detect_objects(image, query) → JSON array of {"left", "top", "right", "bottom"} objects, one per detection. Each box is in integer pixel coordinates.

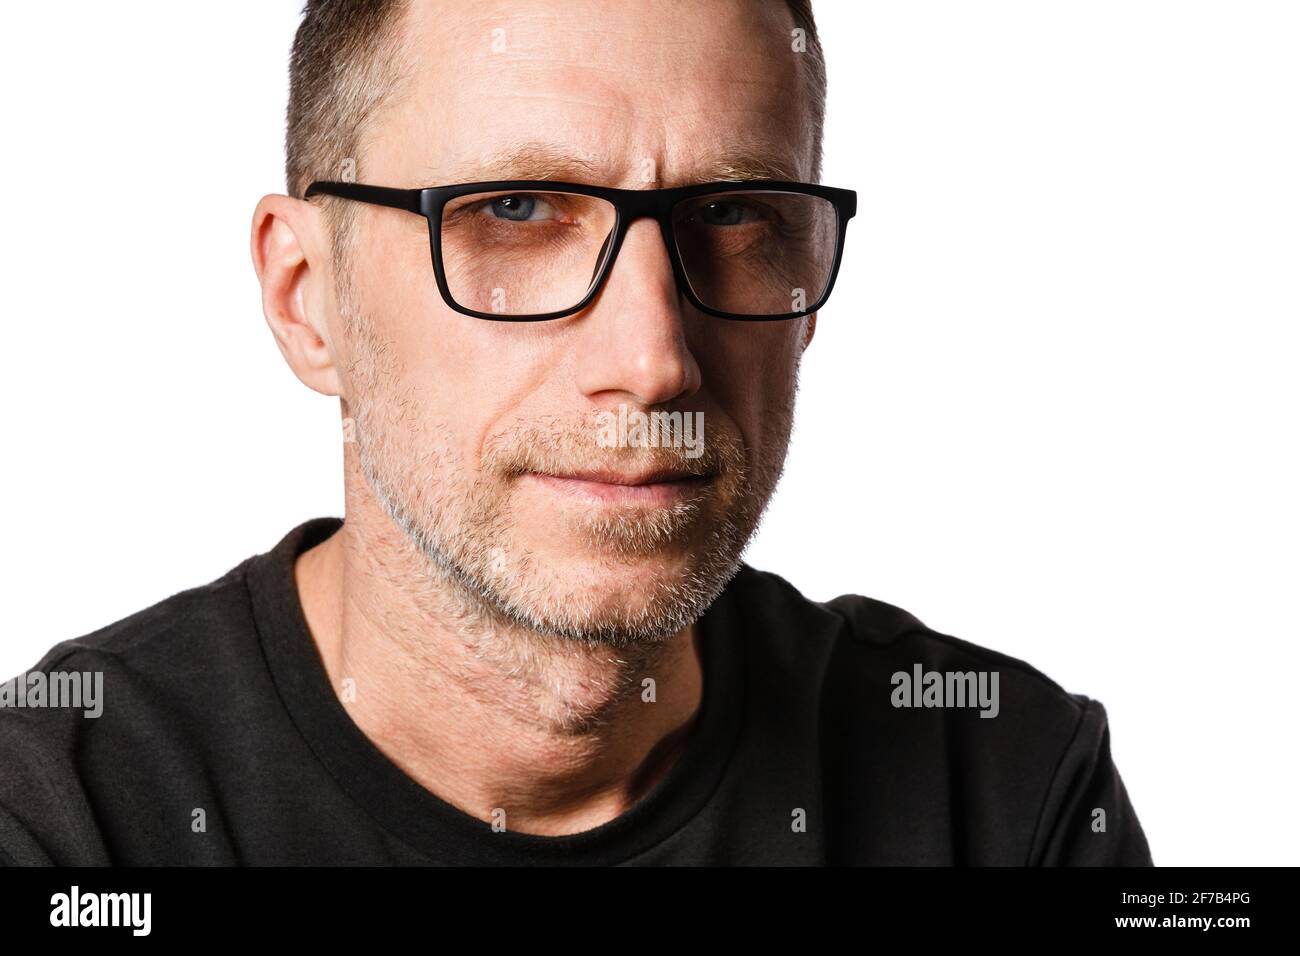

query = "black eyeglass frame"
[{"left": 304, "top": 178, "right": 857, "bottom": 322}]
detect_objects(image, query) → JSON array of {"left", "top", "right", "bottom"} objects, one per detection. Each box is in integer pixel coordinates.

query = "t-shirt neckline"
[{"left": 246, "top": 517, "right": 747, "bottom": 865}]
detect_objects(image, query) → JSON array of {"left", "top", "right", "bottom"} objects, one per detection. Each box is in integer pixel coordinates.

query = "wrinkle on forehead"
[
  {"left": 373, "top": 0, "right": 815, "bottom": 187},
  {"left": 415, "top": 141, "right": 804, "bottom": 189}
]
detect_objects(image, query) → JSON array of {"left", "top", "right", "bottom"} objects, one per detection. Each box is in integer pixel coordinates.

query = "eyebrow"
[
  {"left": 433, "top": 143, "right": 600, "bottom": 184},
  {"left": 702, "top": 152, "right": 803, "bottom": 183},
  {"left": 430, "top": 142, "right": 804, "bottom": 187}
]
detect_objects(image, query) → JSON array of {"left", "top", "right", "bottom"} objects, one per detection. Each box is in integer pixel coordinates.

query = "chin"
[
  {"left": 518, "top": 515, "right": 713, "bottom": 576},
  {"left": 482, "top": 534, "right": 726, "bottom": 645}
]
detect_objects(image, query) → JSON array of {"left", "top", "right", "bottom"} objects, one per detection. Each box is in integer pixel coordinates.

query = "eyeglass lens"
[{"left": 438, "top": 189, "right": 838, "bottom": 316}]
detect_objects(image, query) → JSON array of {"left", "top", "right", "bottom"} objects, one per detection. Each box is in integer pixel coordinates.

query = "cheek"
[
  {"left": 695, "top": 321, "right": 804, "bottom": 437},
  {"left": 356, "top": 242, "right": 565, "bottom": 464}
]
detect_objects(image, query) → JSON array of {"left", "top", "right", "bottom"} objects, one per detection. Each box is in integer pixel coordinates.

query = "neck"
[{"left": 294, "top": 486, "right": 704, "bottom": 836}]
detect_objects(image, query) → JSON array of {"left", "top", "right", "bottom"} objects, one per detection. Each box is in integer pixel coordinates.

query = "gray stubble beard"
[{"left": 337, "top": 279, "right": 800, "bottom": 662}]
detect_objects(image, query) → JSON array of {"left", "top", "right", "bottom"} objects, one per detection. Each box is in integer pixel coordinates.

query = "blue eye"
[
  {"left": 485, "top": 194, "right": 564, "bottom": 222},
  {"left": 700, "top": 201, "right": 754, "bottom": 226},
  {"left": 490, "top": 195, "right": 536, "bottom": 221}
]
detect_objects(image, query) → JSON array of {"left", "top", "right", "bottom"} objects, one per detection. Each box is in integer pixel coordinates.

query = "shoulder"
[
  {"left": 23, "top": 560, "right": 254, "bottom": 667},
  {"left": 0, "top": 560, "right": 259, "bottom": 864},
  {"left": 728, "top": 561, "right": 1090, "bottom": 726},
  {"left": 2, "top": 557, "right": 260, "bottom": 723},
  {"left": 723, "top": 564, "right": 1144, "bottom": 863}
]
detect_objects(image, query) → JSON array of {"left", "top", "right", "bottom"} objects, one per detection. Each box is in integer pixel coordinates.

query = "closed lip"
[{"left": 530, "top": 468, "right": 711, "bottom": 486}]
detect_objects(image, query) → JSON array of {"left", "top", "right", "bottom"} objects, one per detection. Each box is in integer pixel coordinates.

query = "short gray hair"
[{"left": 285, "top": 0, "right": 828, "bottom": 270}]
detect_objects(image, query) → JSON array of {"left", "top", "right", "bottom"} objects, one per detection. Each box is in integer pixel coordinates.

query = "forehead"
[{"left": 375, "top": 0, "right": 813, "bottom": 187}]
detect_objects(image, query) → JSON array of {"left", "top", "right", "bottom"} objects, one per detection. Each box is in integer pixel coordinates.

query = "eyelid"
[
  {"left": 677, "top": 195, "right": 779, "bottom": 225},
  {"left": 444, "top": 190, "right": 576, "bottom": 223}
]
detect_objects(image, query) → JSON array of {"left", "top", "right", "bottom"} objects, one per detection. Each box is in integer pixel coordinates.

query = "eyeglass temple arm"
[{"left": 303, "top": 181, "right": 423, "bottom": 215}]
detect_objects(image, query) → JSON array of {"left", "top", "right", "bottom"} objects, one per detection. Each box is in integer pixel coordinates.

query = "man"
[{"left": 0, "top": 0, "right": 1150, "bottom": 865}]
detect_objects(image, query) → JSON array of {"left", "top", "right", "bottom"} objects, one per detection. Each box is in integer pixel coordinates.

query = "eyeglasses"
[{"left": 304, "top": 178, "right": 856, "bottom": 321}]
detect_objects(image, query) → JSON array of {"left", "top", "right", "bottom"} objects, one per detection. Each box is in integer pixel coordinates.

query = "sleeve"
[
  {"left": 0, "top": 703, "right": 109, "bottom": 866},
  {"left": 0, "top": 804, "right": 56, "bottom": 866},
  {"left": 1028, "top": 696, "right": 1154, "bottom": 866}
]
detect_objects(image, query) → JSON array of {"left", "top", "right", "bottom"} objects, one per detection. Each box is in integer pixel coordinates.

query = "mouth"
[{"left": 524, "top": 468, "right": 715, "bottom": 506}]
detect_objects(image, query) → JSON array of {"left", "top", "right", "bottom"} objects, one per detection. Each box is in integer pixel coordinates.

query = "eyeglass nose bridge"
[{"left": 583, "top": 188, "right": 691, "bottom": 306}]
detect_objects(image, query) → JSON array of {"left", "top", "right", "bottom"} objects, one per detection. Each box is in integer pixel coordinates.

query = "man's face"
[{"left": 335, "top": 0, "right": 816, "bottom": 645}]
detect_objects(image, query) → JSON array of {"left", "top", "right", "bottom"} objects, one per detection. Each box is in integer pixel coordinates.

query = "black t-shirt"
[{"left": 0, "top": 518, "right": 1152, "bottom": 865}]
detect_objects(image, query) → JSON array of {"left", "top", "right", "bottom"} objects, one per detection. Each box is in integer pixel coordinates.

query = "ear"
[
  {"left": 802, "top": 312, "right": 817, "bottom": 350},
  {"left": 250, "top": 194, "right": 341, "bottom": 396}
]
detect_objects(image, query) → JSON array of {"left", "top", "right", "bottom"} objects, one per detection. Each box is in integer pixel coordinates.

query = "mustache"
[{"left": 480, "top": 411, "right": 736, "bottom": 480}]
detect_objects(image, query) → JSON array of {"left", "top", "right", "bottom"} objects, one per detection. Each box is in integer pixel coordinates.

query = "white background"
[{"left": 1, "top": 2, "right": 1296, "bottom": 866}]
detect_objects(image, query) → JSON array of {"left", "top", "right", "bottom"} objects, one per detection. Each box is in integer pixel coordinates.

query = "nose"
[{"left": 574, "top": 218, "right": 701, "bottom": 407}]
